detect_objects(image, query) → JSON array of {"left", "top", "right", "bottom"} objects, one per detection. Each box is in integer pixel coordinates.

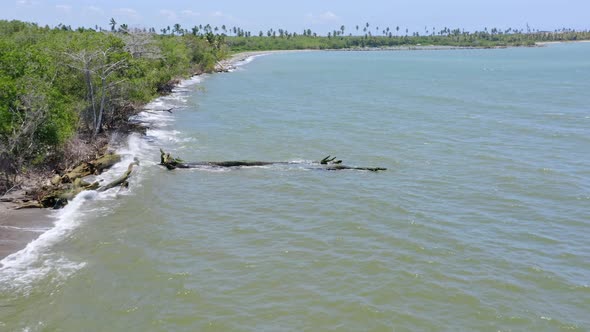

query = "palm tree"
[
  {"left": 109, "top": 18, "right": 116, "bottom": 32},
  {"left": 173, "top": 23, "right": 181, "bottom": 35},
  {"left": 340, "top": 25, "right": 345, "bottom": 36}
]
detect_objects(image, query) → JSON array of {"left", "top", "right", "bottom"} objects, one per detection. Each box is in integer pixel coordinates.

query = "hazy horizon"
[{"left": 2, "top": 0, "right": 589, "bottom": 35}]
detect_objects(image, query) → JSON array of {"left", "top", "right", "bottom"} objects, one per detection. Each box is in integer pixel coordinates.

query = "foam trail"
[
  {"left": 0, "top": 193, "right": 91, "bottom": 294},
  {"left": 0, "top": 225, "right": 49, "bottom": 233},
  {"left": 234, "top": 54, "right": 269, "bottom": 68},
  {"left": 0, "top": 74, "right": 205, "bottom": 293}
]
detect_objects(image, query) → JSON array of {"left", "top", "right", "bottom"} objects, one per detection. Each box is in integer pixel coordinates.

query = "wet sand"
[
  {"left": 216, "top": 50, "right": 314, "bottom": 71},
  {"left": 0, "top": 203, "right": 53, "bottom": 261}
]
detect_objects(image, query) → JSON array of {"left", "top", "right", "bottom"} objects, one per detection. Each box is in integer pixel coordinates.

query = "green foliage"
[
  {"left": 225, "top": 28, "right": 589, "bottom": 51},
  {"left": 0, "top": 20, "right": 222, "bottom": 189},
  {"left": 1, "top": 18, "right": 589, "bottom": 191}
]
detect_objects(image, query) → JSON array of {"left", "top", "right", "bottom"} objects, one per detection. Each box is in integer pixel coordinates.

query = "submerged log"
[
  {"left": 318, "top": 155, "right": 385, "bottom": 171},
  {"left": 320, "top": 155, "right": 342, "bottom": 164},
  {"left": 159, "top": 150, "right": 386, "bottom": 172},
  {"left": 191, "top": 161, "right": 276, "bottom": 167},
  {"left": 325, "top": 165, "right": 387, "bottom": 172},
  {"left": 160, "top": 149, "right": 185, "bottom": 170}
]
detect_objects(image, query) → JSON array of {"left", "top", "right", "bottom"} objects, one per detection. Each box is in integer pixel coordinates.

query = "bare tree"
[
  {"left": 121, "top": 30, "right": 162, "bottom": 59},
  {"left": 0, "top": 86, "right": 50, "bottom": 193},
  {"left": 64, "top": 48, "right": 127, "bottom": 137}
]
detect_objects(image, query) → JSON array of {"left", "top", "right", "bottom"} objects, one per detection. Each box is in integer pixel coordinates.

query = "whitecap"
[{"left": 0, "top": 73, "right": 209, "bottom": 293}]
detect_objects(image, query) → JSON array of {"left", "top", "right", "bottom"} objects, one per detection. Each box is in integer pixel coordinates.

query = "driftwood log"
[
  {"left": 12, "top": 154, "right": 139, "bottom": 210},
  {"left": 62, "top": 153, "right": 121, "bottom": 183},
  {"left": 159, "top": 150, "right": 386, "bottom": 172},
  {"left": 97, "top": 161, "right": 138, "bottom": 192}
]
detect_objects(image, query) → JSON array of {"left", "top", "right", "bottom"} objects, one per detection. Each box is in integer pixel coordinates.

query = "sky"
[{"left": 2, "top": 0, "right": 589, "bottom": 34}]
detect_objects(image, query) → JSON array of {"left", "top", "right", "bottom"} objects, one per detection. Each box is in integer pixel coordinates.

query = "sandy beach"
[
  {"left": 0, "top": 202, "right": 53, "bottom": 261},
  {"left": 215, "top": 50, "right": 314, "bottom": 72}
]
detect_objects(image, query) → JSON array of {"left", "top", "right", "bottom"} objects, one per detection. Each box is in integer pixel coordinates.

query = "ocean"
[{"left": 1, "top": 43, "right": 589, "bottom": 331}]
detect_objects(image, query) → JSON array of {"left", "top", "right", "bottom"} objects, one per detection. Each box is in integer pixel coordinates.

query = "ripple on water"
[{"left": 3, "top": 46, "right": 590, "bottom": 331}]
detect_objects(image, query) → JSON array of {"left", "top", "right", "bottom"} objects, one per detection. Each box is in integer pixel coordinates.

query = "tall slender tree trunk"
[
  {"left": 84, "top": 67, "right": 97, "bottom": 132},
  {"left": 94, "top": 76, "right": 107, "bottom": 137}
]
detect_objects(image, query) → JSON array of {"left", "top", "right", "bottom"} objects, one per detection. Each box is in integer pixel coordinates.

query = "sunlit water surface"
[{"left": 1, "top": 43, "right": 589, "bottom": 331}]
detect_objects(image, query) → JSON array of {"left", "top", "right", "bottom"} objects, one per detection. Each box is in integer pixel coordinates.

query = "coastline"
[
  {"left": 535, "top": 40, "right": 590, "bottom": 46},
  {"left": 215, "top": 49, "right": 313, "bottom": 72},
  {"left": 0, "top": 50, "right": 263, "bottom": 264},
  {"left": 220, "top": 39, "right": 590, "bottom": 60},
  {"left": 0, "top": 204, "right": 53, "bottom": 260},
  {"left": 2, "top": 39, "right": 587, "bottom": 262}
]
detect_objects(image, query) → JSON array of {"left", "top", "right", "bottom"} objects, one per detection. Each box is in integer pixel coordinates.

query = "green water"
[{"left": 1, "top": 43, "right": 589, "bottom": 331}]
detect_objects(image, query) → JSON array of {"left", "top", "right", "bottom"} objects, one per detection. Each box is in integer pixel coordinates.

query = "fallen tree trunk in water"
[
  {"left": 37, "top": 159, "right": 138, "bottom": 209},
  {"left": 324, "top": 165, "right": 387, "bottom": 172},
  {"left": 159, "top": 150, "right": 386, "bottom": 172},
  {"left": 97, "top": 161, "right": 138, "bottom": 192}
]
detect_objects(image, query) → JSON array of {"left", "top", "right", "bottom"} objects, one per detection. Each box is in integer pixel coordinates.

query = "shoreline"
[
  {"left": 2, "top": 39, "right": 588, "bottom": 262},
  {"left": 535, "top": 40, "right": 590, "bottom": 45},
  {"left": 220, "top": 39, "right": 590, "bottom": 61},
  {"left": 0, "top": 201, "right": 54, "bottom": 261},
  {"left": 215, "top": 50, "right": 313, "bottom": 72},
  {"left": 0, "top": 53, "right": 246, "bottom": 263}
]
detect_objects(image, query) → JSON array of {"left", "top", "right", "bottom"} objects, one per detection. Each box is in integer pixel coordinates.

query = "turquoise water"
[{"left": 1, "top": 43, "right": 589, "bottom": 331}]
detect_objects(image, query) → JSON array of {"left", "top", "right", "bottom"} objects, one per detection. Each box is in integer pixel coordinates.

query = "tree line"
[
  {"left": 0, "top": 20, "right": 226, "bottom": 193},
  {"left": 1, "top": 18, "right": 589, "bottom": 194}
]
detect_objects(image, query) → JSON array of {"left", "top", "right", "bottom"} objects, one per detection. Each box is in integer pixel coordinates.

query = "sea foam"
[{"left": 0, "top": 73, "right": 206, "bottom": 293}]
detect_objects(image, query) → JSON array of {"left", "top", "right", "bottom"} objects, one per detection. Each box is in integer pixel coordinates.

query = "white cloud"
[
  {"left": 16, "top": 0, "right": 38, "bottom": 6},
  {"left": 55, "top": 4, "right": 72, "bottom": 13},
  {"left": 85, "top": 6, "right": 104, "bottom": 15},
  {"left": 113, "top": 8, "right": 141, "bottom": 21},
  {"left": 208, "top": 11, "right": 235, "bottom": 21},
  {"left": 320, "top": 11, "right": 338, "bottom": 21},
  {"left": 305, "top": 11, "right": 340, "bottom": 24},
  {"left": 159, "top": 9, "right": 177, "bottom": 21},
  {"left": 181, "top": 10, "right": 200, "bottom": 18}
]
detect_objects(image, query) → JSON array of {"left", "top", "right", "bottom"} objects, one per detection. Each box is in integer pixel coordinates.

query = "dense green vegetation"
[
  {"left": 225, "top": 30, "right": 585, "bottom": 51},
  {"left": 1, "top": 18, "right": 589, "bottom": 194},
  {"left": 0, "top": 20, "right": 226, "bottom": 192},
  {"left": 168, "top": 23, "right": 590, "bottom": 51}
]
